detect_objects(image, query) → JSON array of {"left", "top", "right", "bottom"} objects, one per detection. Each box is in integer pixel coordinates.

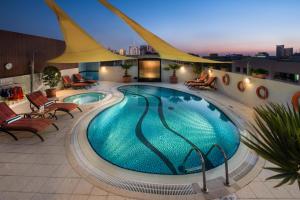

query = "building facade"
[
  {"left": 119, "top": 48, "right": 126, "bottom": 56},
  {"left": 128, "top": 45, "right": 140, "bottom": 56},
  {"left": 232, "top": 58, "right": 300, "bottom": 84}
]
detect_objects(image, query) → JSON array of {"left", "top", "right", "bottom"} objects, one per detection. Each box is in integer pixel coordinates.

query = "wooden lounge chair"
[
  {"left": 188, "top": 77, "right": 217, "bottom": 90},
  {"left": 0, "top": 102, "right": 58, "bottom": 141},
  {"left": 73, "top": 73, "right": 97, "bottom": 84},
  {"left": 26, "top": 91, "right": 82, "bottom": 119},
  {"left": 62, "top": 75, "right": 90, "bottom": 89},
  {"left": 185, "top": 72, "right": 209, "bottom": 86}
]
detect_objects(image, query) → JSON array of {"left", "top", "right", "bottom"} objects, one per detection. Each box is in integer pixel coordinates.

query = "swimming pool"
[
  {"left": 87, "top": 85, "right": 240, "bottom": 175},
  {"left": 64, "top": 92, "right": 106, "bottom": 105}
]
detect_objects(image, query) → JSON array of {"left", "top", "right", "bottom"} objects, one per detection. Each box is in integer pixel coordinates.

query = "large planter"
[
  {"left": 252, "top": 73, "right": 268, "bottom": 79},
  {"left": 45, "top": 88, "right": 57, "bottom": 98},
  {"left": 169, "top": 76, "right": 178, "bottom": 84},
  {"left": 123, "top": 76, "right": 132, "bottom": 83}
]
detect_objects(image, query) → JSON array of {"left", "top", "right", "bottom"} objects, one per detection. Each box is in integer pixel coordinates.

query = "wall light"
[
  {"left": 244, "top": 77, "right": 251, "bottom": 84},
  {"left": 100, "top": 66, "right": 107, "bottom": 73},
  {"left": 180, "top": 65, "right": 186, "bottom": 73},
  {"left": 208, "top": 68, "right": 213, "bottom": 76}
]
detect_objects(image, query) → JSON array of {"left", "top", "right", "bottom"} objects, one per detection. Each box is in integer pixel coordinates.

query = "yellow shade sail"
[
  {"left": 45, "top": 0, "right": 130, "bottom": 63},
  {"left": 98, "top": 0, "right": 223, "bottom": 63}
]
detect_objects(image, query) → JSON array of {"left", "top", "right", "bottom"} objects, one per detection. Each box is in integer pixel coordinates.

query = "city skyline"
[{"left": 1, "top": 0, "right": 300, "bottom": 56}]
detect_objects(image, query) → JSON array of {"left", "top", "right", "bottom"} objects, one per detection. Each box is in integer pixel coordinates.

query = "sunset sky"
[{"left": 1, "top": 0, "right": 300, "bottom": 56}]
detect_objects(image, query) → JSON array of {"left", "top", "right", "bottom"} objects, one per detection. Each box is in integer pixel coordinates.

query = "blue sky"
[{"left": 1, "top": 0, "right": 299, "bottom": 55}]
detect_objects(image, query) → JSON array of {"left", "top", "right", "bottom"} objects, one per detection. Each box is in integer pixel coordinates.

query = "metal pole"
[
  {"left": 30, "top": 52, "right": 35, "bottom": 93},
  {"left": 205, "top": 144, "right": 230, "bottom": 186},
  {"left": 195, "top": 149, "right": 208, "bottom": 193}
]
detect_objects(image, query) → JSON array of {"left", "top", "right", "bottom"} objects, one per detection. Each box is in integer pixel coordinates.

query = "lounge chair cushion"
[
  {"left": 3, "top": 118, "right": 53, "bottom": 133},
  {"left": 46, "top": 102, "right": 78, "bottom": 112},
  {"left": 74, "top": 74, "right": 97, "bottom": 84},
  {"left": 0, "top": 102, "right": 18, "bottom": 123},
  {"left": 5, "top": 115, "right": 22, "bottom": 124},
  {"left": 26, "top": 91, "right": 49, "bottom": 108}
]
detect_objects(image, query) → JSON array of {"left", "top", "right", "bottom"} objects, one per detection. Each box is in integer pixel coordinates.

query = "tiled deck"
[{"left": 0, "top": 82, "right": 299, "bottom": 200}]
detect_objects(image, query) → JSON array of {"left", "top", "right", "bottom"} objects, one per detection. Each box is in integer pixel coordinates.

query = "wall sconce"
[
  {"left": 208, "top": 68, "right": 213, "bottom": 76},
  {"left": 180, "top": 65, "right": 186, "bottom": 72},
  {"left": 100, "top": 66, "right": 107, "bottom": 73},
  {"left": 4, "top": 63, "right": 13, "bottom": 70},
  {"left": 244, "top": 77, "right": 251, "bottom": 84}
]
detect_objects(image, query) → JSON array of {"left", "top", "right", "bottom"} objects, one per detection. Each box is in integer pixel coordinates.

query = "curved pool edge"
[
  {"left": 59, "top": 90, "right": 111, "bottom": 107},
  {"left": 65, "top": 83, "right": 265, "bottom": 200}
]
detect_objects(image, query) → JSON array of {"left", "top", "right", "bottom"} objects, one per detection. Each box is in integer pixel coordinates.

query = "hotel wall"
[
  {"left": 98, "top": 63, "right": 195, "bottom": 83},
  {"left": 99, "top": 65, "right": 139, "bottom": 82},
  {"left": 210, "top": 69, "right": 300, "bottom": 107},
  {"left": 98, "top": 64, "right": 299, "bottom": 108},
  {"left": 0, "top": 30, "right": 77, "bottom": 79},
  {"left": 0, "top": 68, "right": 78, "bottom": 104}
]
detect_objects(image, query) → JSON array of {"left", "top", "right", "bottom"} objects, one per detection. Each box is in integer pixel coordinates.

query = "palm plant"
[
  {"left": 164, "top": 64, "right": 181, "bottom": 77},
  {"left": 192, "top": 64, "right": 203, "bottom": 78},
  {"left": 242, "top": 103, "right": 300, "bottom": 188},
  {"left": 121, "top": 63, "right": 133, "bottom": 77}
]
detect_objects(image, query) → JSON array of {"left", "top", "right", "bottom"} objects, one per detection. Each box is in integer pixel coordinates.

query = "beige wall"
[
  {"left": 0, "top": 68, "right": 78, "bottom": 103},
  {"left": 211, "top": 69, "right": 300, "bottom": 107},
  {"left": 161, "top": 61, "right": 195, "bottom": 83},
  {"left": 99, "top": 65, "right": 138, "bottom": 82},
  {"left": 99, "top": 63, "right": 195, "bottom": 83}
]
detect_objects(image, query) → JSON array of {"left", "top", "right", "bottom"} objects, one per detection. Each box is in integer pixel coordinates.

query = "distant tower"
[
  {"left": 276, "top": 45, "right": 284, "bottom": 58},
  {"left": 129, "top": 43, "right": 140, "bottom": 56},
  {"left": 119, "top": 48, "right": 126, "bottom": 56},
  {"left": 283, "top": 48, "right": 293, "bottom": 58},
  {"left": 140, "top": 45, "right": 147, "bottom": 56}
]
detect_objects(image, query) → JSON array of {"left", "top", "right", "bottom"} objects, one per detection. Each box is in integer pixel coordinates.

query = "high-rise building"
[
  {"left": 139, "top": 45, "right": 157, "bottom": 55},
  {"left": 276, "top": 45, "right": 294, "bottom": 58},
  {"left": 276, "top": 45, "right": 284, "bottom": 58},
  {"left": 119, "top": 48, "right": 126, "bottom": 56},
  {"left": 128, "top": 45, "right": 140, "bottom": 56},
  {"left": 284, "top": 48, "right": 293, "bottom": 57},
  {"left": 140, "top": 45, "right": 148, "bottom": 56}
]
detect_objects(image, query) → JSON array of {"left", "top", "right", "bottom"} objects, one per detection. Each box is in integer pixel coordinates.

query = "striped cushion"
[
  {"left": 0, "top": 102, "right": 17, "bottom": 124},
  {"left": 4, "top": 118, "right": 53, "bottom": 133},
  {"left": 26, "top": 91, "right": 49, "bottom": 108},
  {"left": 5, "top": 115, "right": 22, "bottom": 124},
  {"left": 44, "top": 100, "right": 55, "bottom": 107}
]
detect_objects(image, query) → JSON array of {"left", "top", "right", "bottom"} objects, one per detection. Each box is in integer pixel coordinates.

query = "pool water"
[
  {"left": 64, "top": 92, "right": 106, "bottom": 105},
  {"left": 87, "top": 85, "right": 240, "bottom": 175}
]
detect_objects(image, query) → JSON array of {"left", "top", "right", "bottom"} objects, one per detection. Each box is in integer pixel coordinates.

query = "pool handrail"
[
  {"left": 180, "top": 146, "right": 208, "bottom": 193},
  {"left": 205, "top": 144, "right": 230, "bottom": 186}
]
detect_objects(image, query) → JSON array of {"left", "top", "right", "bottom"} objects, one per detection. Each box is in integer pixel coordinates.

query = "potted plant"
[
  {"left": 192, "top": 64, "right": 203, "bottom": 79},
  {"left": 242, "top": 103, "right": 300, "bottom": 188},
  {"left": 42, "top": 66, "right": 61, "bottom": 98},
  {"left": 251, "top": 68, "right": 269, "bottom": 79},
  {"left": 121, "top": 63, "right": 133, "bottom": 83},
  {"left": 164, "top": 63, "right": 181, "bottom": 84}
]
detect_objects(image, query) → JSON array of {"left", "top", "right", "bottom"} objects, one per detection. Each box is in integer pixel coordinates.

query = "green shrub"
[{"left": 42, "top": 66, "right": 61, "bottom": 88}]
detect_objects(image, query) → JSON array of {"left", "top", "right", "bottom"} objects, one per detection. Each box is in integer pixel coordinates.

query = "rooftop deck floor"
[{"left": 0, "top": 82, "right": 299, "bottom": 200}]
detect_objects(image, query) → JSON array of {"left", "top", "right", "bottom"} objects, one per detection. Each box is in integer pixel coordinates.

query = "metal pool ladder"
[{"left": 179, "top": 144, "right": 229, "bottom": 193}]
